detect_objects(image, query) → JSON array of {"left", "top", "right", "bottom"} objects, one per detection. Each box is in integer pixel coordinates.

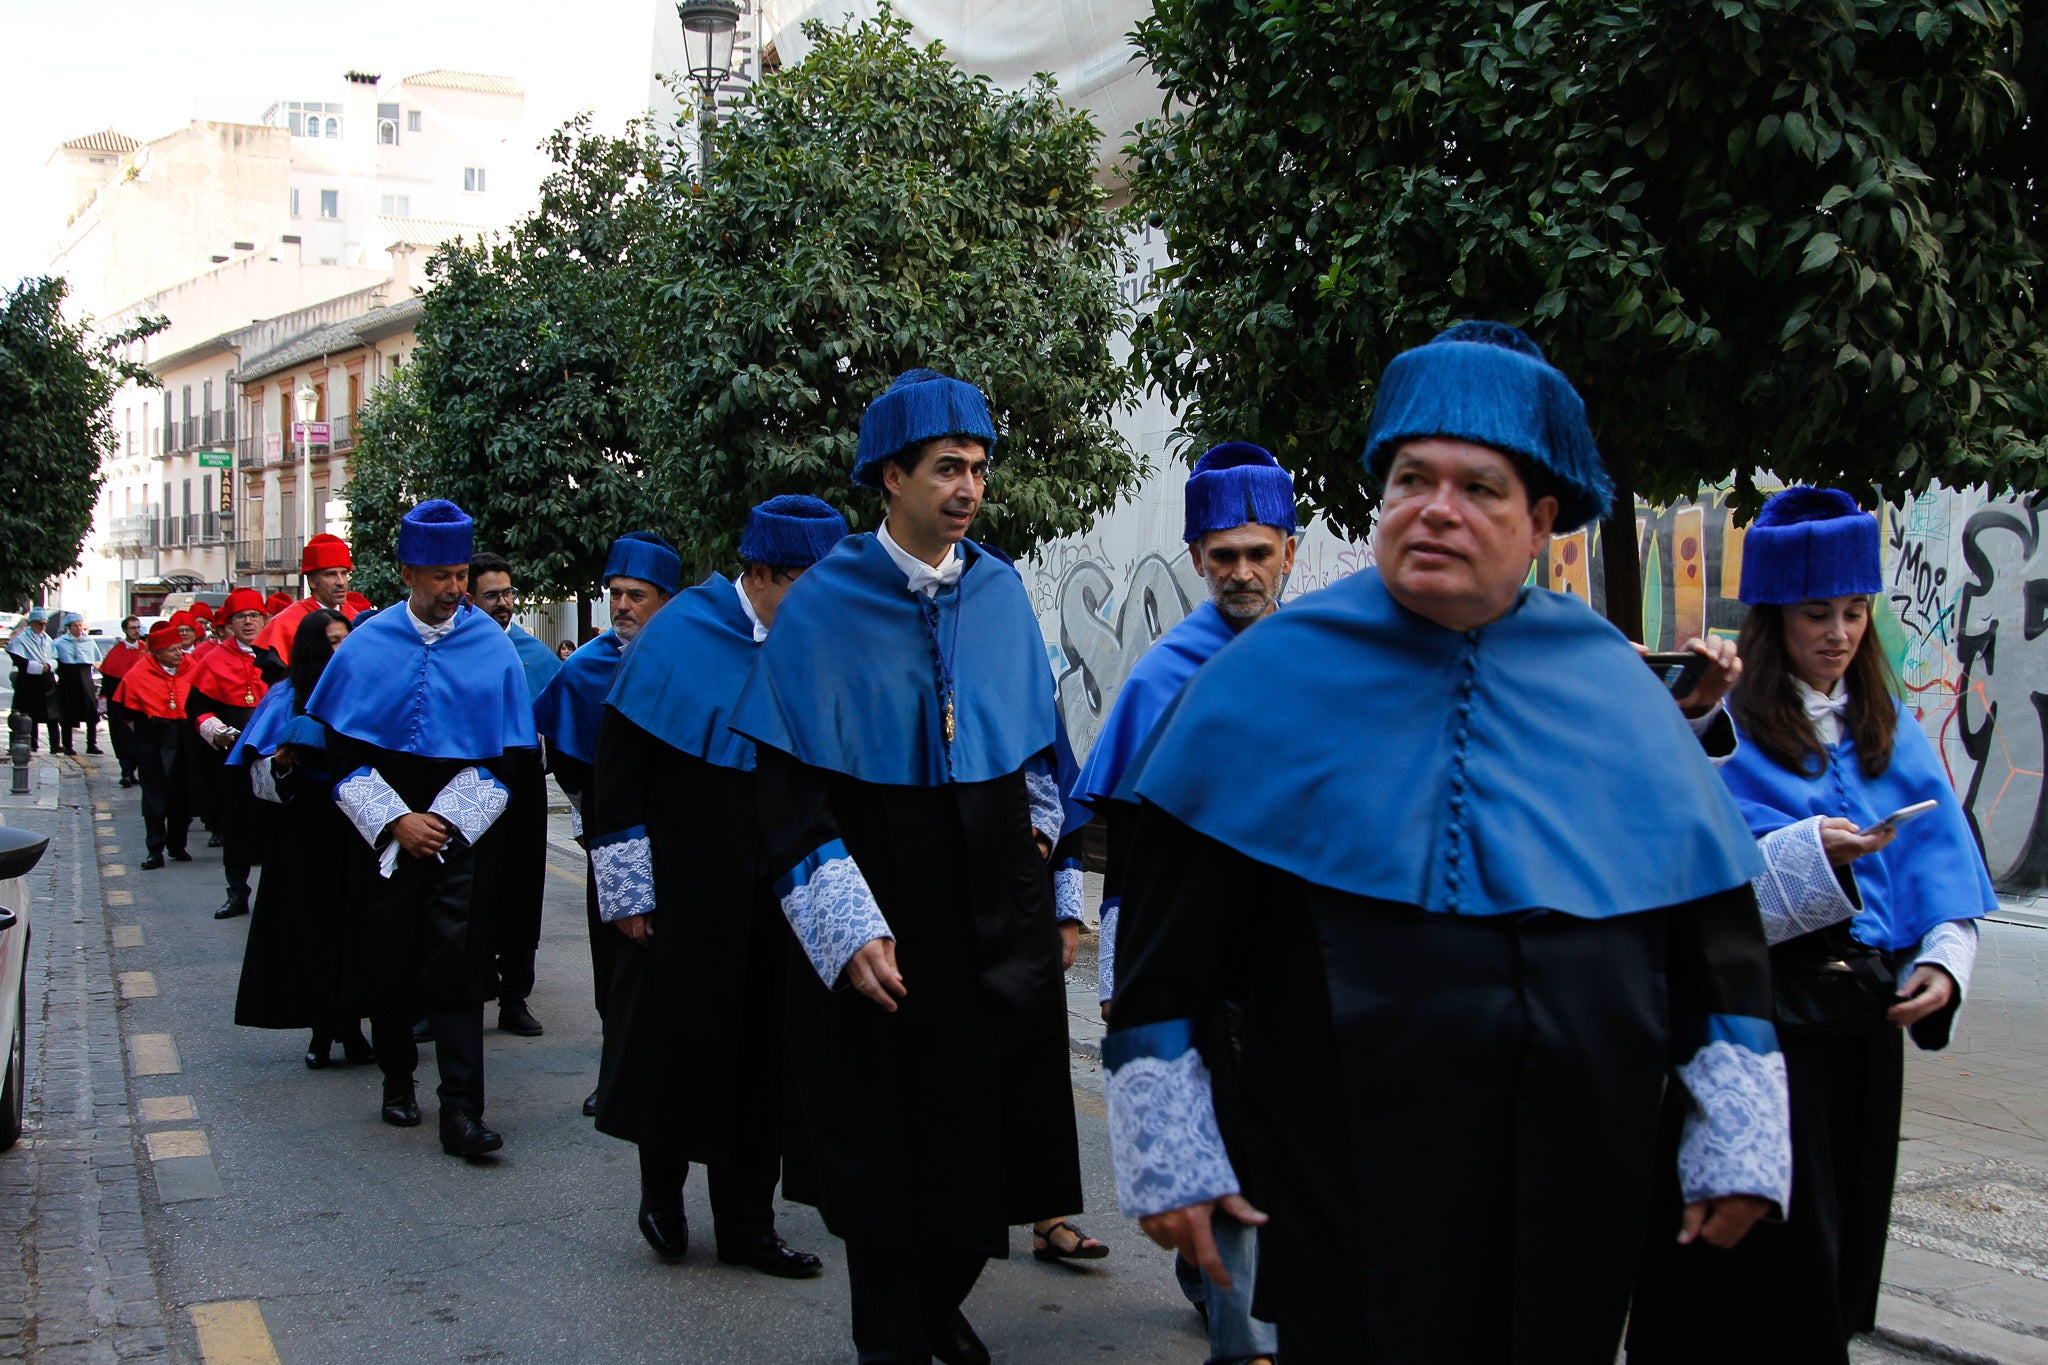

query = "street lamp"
[
  {"left": 294, "top": 381, "right": 318, "bottom": 558},
  {"left": 675, "top": 0, "right": 741, "bottom": 155}
]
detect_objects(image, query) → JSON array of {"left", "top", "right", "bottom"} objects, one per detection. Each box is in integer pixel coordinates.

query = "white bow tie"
[{"left": 1802, "top": 687, "right": 1850, "bottom": 724}]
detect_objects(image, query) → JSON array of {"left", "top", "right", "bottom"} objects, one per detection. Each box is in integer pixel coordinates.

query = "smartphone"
[
  {"left": 1867, "top": 799, "right": 1939, "bottom": 835},
  {"left": 1642, "top": 651, "right": 1712, "bottom": 697}
]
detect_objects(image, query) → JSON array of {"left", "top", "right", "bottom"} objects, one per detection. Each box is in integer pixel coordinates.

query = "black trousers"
[
  {"left": 637, "top": 1141, "right": 779, "bottom": 1246},
  {"left": 135, "top": 740, "right": 190, "bottom": 856},
  {"left": 371, "top": 1007, "right": 486, "bottom": 1114},
  {"left": 585, "top": 868, "right": 614, "bottom": 1019},
  {"left": 106, "top": 709, "right": 138, "bottom": 780},
  {"left": 844, "top": 1243, "right": 987, "bottom": 1365},
  {"left": 62, "top": 718, "right": 98, "bottom": 752}
]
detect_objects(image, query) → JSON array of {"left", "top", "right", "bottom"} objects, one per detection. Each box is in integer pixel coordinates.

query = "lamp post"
[
  {"left": 294, "top": 381, "right": 318, "bottom": 560},
  {"left": 675, "top": 0, "right": 741, "bottom": 160}
]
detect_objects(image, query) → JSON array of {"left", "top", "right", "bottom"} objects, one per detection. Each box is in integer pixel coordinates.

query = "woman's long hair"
[
  {"left": 288, "top": 609, "right": 351, "bottom": 715},
  {"left": 1731, "top": 601, "right": 1898, "bottom": 779}
]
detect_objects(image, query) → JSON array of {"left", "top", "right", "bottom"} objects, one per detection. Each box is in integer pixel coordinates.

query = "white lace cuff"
[
  {"left": 426, "top": 766, "right": 511, "bottom": 846},
  {"left": 1097, "top": 899, "right": 1119, "bottom": 1003},
  {"left": 1105, "top": 1021, "right": 1240, "bottom": 1217},
  {"left": 1907, "top": 919, "right": 1979, "bottom": 1001},
  {"left": 571, "top": 805, "right": 584, "bottom": 840},
  {"left": 248, "top": 754, "right": 282, "bottom": 805},
  {"left": 197, "top": 715, "right": 231, "bottom": 745},
  {"left": 776, "top": 840, "right": 892, "bottom": 986},
  {"left": 1054, "top": 865, "right": 1085, "bottom": 923},
  {"left": 591, "top": 827, "right": 655, "bottom": 922},
  {"left": 1025, "top": 769, "right": 1065, "bottom": 845},
  {"left": 1675, "top": 1025, "right": 1791, "bottom": 1211},
  {"left": 335, "top": 767, "right": 410, "bottom": 858},
  {"left": 1754, "top": 816, "right": 1859, "bottom": 945}
]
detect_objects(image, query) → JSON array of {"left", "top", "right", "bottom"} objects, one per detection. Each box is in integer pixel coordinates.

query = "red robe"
[
  {"left": 255, "top": 595, "right": 363, "bottom": 667},
  {"left": 184, "top": 641, "right": 267, "bottom": 726},
  {"left": 97, "top": 640, "right": 145, "bottom": 685},
  {"left": 113, "top": 656, "right": 191, "bottom": 721}
]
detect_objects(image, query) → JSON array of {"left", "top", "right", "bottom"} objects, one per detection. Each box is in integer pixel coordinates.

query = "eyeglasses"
[{"left": 475, "top": 589, "right": 519, "bottom": 605}]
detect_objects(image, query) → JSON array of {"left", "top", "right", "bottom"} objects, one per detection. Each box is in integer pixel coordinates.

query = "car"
[{"left": 0, "top": 826, "right": 49, "bottom": 1151}]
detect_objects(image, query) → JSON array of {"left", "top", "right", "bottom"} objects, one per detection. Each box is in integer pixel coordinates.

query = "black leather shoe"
[
  {"left": 139, "top": 854, "right": 165, "bottom": 871},
  {"left": 167, "top": 848, "right": 192, "bottom": 862},
  {"left": 637, "top": 1200, "right": 689, "bottom": 1260},
  {"left": 119, "top": 776, "right": 137, "bottom": 788},
  {"left": 411, "top": 1015, "right": 435, "bottom": 1044},
  {"left": 439, "top": 1109, "right": 503, "bottom": 1159},
  {"left": 206, "top": 832, "right": 223, "bottom": 848},
  {"left": 717, "top": 1232, "right": 823, "bottom": 1279},
  {"left": 381, "top": 1078, "right": 421, "bottom": 1127},
  {"left": 582, "top": 1089, "right": 599, "bottom": 1118},
  {"left": 497, "top": 999, "right": 543, "bottom": 1036},
  {"left": 305, "top": 1034, "right": 332, "bottom": 1070},
  {"left": 86, "top": 745, "right": 103, "bottom": 755},
  {"left": 213, "top": 894, "right": 250, "bottom": 920},
  {"left": 340, "top": 1029, "right": 375, "bottom": 1066},
  {"left": 930, "top": 1311, "right": 991, "bottom": 1365}
]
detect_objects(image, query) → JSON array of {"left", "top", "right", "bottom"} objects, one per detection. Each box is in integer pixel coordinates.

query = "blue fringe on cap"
[
  {"left": 740, "top": 495, "right": 850, "bottom": 568},
  {"left": 852, "top": 369, "right": 998, "bottom": 489},
  {"left": 1362, "top": 321, "right": 1614, "bottom": 533},
  {"left": 604, "top": 531, "right": 682, "bottom": 595},
  {"left": 1183, "top": 442, "right": 1297, "bottom": 544},
  {"left": 396, "top": 498, "right": 474, "bottom": 567},
  {"left": 1738, "top": 486, "right": 1883, "bottom": 605}
]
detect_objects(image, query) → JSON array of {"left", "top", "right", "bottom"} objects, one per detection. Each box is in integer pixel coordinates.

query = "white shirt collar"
[
  {"left": 876, "top": 520, "right": 965, "bottom": 598},
  {"left": 408, "top": 603, "right": 460, "bottom": 644},
  {"left": 1792, "top": 676, "right": 1850, "bottom": 746},
  {"left": 732, "top": 577, "right": 769, "bottom": 643}
]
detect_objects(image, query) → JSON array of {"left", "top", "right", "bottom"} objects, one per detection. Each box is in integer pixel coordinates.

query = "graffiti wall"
[{"left": 1021, "top": 469, "right": 2048, "bottom": 891}]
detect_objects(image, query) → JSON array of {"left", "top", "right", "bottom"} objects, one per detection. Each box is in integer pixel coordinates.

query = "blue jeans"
[{"left": 1173, "top": 1212, "right": 1279, "bottom": 1364}]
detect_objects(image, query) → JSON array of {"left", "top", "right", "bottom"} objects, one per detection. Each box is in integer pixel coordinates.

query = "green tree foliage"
[
  {"left": 635, "top": 8, "right": 1138, "bottom": 562},
  {"left": 1129, "top": 0, "right": 2048, "bottom": 631},
  {"left": 0, "top": 277, "right": 162, "bottom": 606},
  {"left": 348, "top": 118, "right": 673, "bottom": 609}
]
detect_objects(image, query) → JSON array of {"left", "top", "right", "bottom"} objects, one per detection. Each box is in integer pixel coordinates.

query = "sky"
[{"left": 0, "top": 0, "right": 676, "bottom": 291}]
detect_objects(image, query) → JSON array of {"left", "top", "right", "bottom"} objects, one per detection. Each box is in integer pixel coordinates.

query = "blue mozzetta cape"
[
  {"left": 1128, "top": 569, "right": 1764, "bottom": 917},
  {"left": 227, "top": 681, "right": 295, "bottom": 765},
  {"left": 607, "top": 575, "right": 760, "bottom": 772},
  {"left": 305, "top": 603, "right": 537, "bottom": 761},
  {"left": 731, "top": 535, "right": 1055, "bottom": 786},
  {"left": 506, "top": 622, "right": 561, "bottom": 700},
  {"left": 532, "top": 630, "right": 622, "bottom": 767},
  {"left": 1073, "top": 601, "right": 1237, "bottom": 804},
  {"left": 1720, "top": 700, "right": 1996, "bottom": 951}
]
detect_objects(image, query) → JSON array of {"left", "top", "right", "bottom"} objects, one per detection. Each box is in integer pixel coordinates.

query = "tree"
[
  {"left": 633, "top": 7, "right": 1139, "bottom": 564},
  {"left": 1128, "top": 0, "right": 2048, "bottom": 635},
  {"left": 348, "top": 119, "right": 672, "bottom": 632},
  {"left": 0, "top": 277, "right": 162, "bottom": 607}
]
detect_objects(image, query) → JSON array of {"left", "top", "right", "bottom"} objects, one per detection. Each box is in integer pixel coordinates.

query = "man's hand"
[
  {"left": 1677, "top": 1194, "right": 1773, "bottom": 1249},
  {"left": 1890, "top": 963, "right": 1956, "bottom": 1026},
  {"left": 1060, "top": 921, "right": 1080, "bottom": 970},
  {"left": 390, "top": 812, "right": 453, "bottom": 859},
  {"left": 1138, "top": 1195, "right": 1269, "bottom": 1289},
  {"left": 1819, "top": 815, "right": 1896, "bottom": 868},
  {"left": 210, "top": 728, "right": 238, "bottom": 751},
  {"left": 847, "top": 938, "right": 906, "bottom": 1013},
  {"left": 271, "top": 745, "right": 297, "bottom": 774},
  {"left": 616, "top": 915, "right": 653, "bottom": 946},
  {"left": 1034, "top": 833, "right": 1053, "bottom": 861}
]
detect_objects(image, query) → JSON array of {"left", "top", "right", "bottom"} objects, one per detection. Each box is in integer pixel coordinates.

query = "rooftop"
[
  {"left": 233, "top": 295, "right": 426, "bottom": 384},
  {"left": 60, "top": 129, "right": 139, "bottom": 155},
  {"left": 401, "top": 70, "right": 522, "bottom": 96},
  {"left": 376, "top": 215, "right": 493, "bottom": 249}
]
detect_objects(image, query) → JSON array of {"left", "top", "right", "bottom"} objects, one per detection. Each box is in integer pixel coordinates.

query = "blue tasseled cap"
[
  {"left": 1363, "top": 320, "right": 1614, "bottom": 533},
  {"left": 1738, "top": 486, "right": 1882, "bottom": 605},
  {"left": 1183, "top": 442, "right": 1298, "bottom": 544},
  {"left": 604, "top": 531, "right": 682, "bottom": 595},
  {"left": 26, "top": 608, "right": 47, "bottom": 623},
  {"left": 740, "top": 495, "right": 850, "bottom": 568},
  {"left": 396, "top": 498, "right": 474, "bottom": 567},
  {"left": 851, "top": 369, "right": 998, "bottom": 489}
]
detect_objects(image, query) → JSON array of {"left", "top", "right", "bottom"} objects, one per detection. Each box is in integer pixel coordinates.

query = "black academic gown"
[
  {"left": 1113, "top": 807, "right": 1775, "bottom": 1365},
  {"left": 185, "top": 682, "right": 270, "bottom": 875},
  {"left": 233, "top": 755, "right": 358, "bottom": 1029},
  {"left": 477, "top": 744, "right": 549, "bottom": 1004},
  {"left": 756, "top": 749, "right": 1083, "bottom": 1258},
  {"left": 589, "top": 714, "right": 790, "bottom": 1177}
]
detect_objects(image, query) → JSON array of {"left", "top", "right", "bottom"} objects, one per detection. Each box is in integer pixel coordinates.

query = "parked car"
[{"left": 0, "top": 826, "right": 48, "bottom": 1151}]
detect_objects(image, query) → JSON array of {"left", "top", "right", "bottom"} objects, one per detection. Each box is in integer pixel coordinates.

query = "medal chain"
[{"left": 919, "top": 590, "right": 963, "bottom": 776}]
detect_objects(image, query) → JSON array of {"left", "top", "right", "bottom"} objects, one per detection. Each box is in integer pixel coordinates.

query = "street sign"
[
  {"left": 291, "top": 421, "right": 332, "bottom": 443},
  {"left": 197, "top": 450, "right": 231, "bottom": 469}
]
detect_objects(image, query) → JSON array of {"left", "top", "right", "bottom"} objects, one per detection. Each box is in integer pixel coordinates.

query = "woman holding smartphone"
[{"left": 1628, "top": 486, "right": 1995, "bottom": 1365}]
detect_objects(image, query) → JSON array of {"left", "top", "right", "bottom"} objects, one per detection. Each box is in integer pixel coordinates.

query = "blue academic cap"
[
  {"left": 26, "top": 608, "right": 47, "bottom": 623},
  {"left": 740, "top": 495, "right": 850, "bottom": 568},
  {"left": 396, "top": 499, "right": 474, "bottom": 567},
  {"left": 852, "top": 370, "right": 998, "bottom": 490},
  {"left": 1184, "top": 443, "right": 1297, "bottom": 544},
  {"left": 1363, "top": 320, "right": 1614, "bottom": 533},
  {"left": 604, "top": 531, "right": 682, "bottom": 595},
  {"left": 1738, "top": 486, "right": 1882, "bottom": 606}
]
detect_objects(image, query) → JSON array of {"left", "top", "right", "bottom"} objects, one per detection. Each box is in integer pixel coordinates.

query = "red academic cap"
[
  {"left": 168, "top": 611, "right": 195, "bottom": 631},
  {"left": 223, "top": 588, "right": 266, "bottom": 618},
  {"left": 302, "top": 534, "right": 353, "bottom": 572},
  {"left": 189, "top": 601, "right": 216, "bottom": 622},
  {"left": 146, "top": 623, "right": 183, "bottom": 651},
  {"left": 264, "top": 592, "right": 294, "bottom": 616}
]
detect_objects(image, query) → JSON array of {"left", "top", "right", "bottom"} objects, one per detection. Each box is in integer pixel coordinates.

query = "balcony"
[
  {"left": 330, "top": 413, "right": 353, "bottom": 452},
  {"left": 232, "top": 536, "right": 303, "bottom": 573},
  {"left": 106, "top": 514, "right": 152, "bottom": 553},
  {"left": 238, "top": 435, "right": 265, "bottom": 467},
  {"left": 201, "top": 408, "right": 235, "bottom": 445}
]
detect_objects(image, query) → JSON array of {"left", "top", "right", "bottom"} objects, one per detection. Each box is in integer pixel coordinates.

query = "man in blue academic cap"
[
  {"left": 585, "top": 498, "right": 844, "bottom": 1279},
  {"left": 533, "top": 530, "right": 682, "bottom": 1108},
  {"left": 1103, "top": 323, "right": 1791, "bottom": 1361},
  {"left": 308, "top": 499, "right": 538, "bottom": 1160},
  {"left": 1072, "top": 441, "right": 1296, "bottom": 1365},
  {"left": 7, "top": 608, "right": 60, "bottom": 753},
  {"left": 732, "top": 372, "right": 1084, "bottom": 1364}
]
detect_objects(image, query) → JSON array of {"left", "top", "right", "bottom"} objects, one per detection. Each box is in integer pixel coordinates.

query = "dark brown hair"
[{"left": 1731, "top": 601, "right": 1898, "bottom": 779}]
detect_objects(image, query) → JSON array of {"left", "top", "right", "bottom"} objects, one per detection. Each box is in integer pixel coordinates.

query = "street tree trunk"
[
  {"left": 1599, "top": 443, "right": 1644, "bottom": 644},
  {"left": 577, "top": 592, "right": 594, "bottom": 644}
]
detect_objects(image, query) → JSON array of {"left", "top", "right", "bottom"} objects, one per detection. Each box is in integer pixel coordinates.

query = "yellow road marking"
[
  {"left": 130, "top": 1034, "right": 181, "bottom": 1075},
  {"left": 100, "top": 845, "right": 122, "bottom": 856},
  {"left": 118, "top": 971, "right": 157, "bottom": 999},
  {"left": 96, "top": 824, "right": 116, "bottom": 836},
  {"left": 545, "top": 863, "right": 583, "bottom": 886},
  {"left": 93, "top": 811, "right": 112, "bottom": 822},
  {"left": 191, "top": 1301, "right": 280, "bottom": 1365},
  {"left": 106, "top": 890, "right": 133, "bottom": 907},
  {"left": 112, "top": 926, "right": 143, "bottom": 947},
  {"left": 101, "top": 862, "right": 126, "bottom": 878},
  {"left": 1071, "top": 1085, "right": 1107, "bottom": 1121},
  {"left": 144, "top": 1129, "right": 209, "bottom": 1160},
  {"left": 93, "top": 802, "right": 109, "bottom": 814},
  {"left": 139, "top": 1096, "right": 195, "bottom": 1122}
]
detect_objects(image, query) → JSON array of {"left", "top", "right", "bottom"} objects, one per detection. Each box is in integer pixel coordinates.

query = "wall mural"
[{"left": 1022, "top": 478, "right": 2048, "bottom": 890}]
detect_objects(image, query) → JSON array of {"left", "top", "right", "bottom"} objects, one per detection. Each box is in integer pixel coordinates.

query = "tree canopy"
[
  {"left": 1128, "top": 0, "right": 2048, "bottom": 631},
  {"left": 0, "top": 277, "right": 161, "bottom": 607}
]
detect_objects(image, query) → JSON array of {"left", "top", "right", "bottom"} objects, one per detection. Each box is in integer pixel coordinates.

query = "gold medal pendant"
[
  {"left": 943, "top": 699, "right": 956, "bottom": 746},
  {"left": 243, "top": 688, "right": 256, "bottom": 704}
]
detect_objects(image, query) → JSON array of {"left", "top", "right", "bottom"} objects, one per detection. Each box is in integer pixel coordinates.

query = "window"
[
  {"left": 319, "top": 189, "right": 339, "bottom": 219},
  {"left": 407, "top": 110, "right": 422, "bottom": 133},
  {"left": 378, "top": 121, "right": 398, "bottom": 145},
  {"left": 202, "top": 475, "right": 213, "bottom": 517},
  {"left": 289, "top": 187, "right": 300, "bottom": 217},
  {"left": 324, "top": 117, "right": 339, "bottom": 139},
  {"left": 284, "top": 101, "right": 342, "bottom": 137},
  {"left": 463, "top": 166, "right": 486, "bottom": 193},
  {"left": 379, "top": 194, "right": 411, "bottom": 216}
]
